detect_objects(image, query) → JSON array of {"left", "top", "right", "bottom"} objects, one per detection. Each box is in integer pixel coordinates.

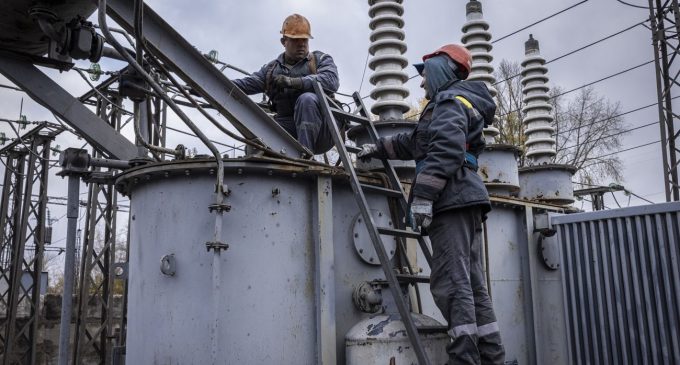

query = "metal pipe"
[
  {"left": 57, "top": 175, "right": 81, "bottom": 365},
  {"left": 89, "top": 157, "right": 130, "bottom": 169}
]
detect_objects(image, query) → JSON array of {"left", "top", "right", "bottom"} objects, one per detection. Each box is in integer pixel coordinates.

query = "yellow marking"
[{"left": 455, "top": 95, "right": 473, "bottom": 109}]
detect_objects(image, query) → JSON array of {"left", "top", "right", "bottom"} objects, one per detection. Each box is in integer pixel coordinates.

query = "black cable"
[
  {"left": 0, "top": 83, "right": 23, "bottom": 92},
  {"left": 493, "top": 0, "right": 590, "bottom": 44},
  {"left": 493, "top": 19, "right": 648, "bottom": 86},
  {"left": 165, "top": 125, "right": 243, "bottom": 150},
  {"left": 597, "top": 140, "right": 659, "bottom": 158},
  {"left": 616, "top": 0, "right": 649, "bottom": 9},
  {"left": 559, "top": 121, "right": 657, "bottom": 150},
  {"left": 358, "top": 51, "right": 370, "bottom": 95},
  {"left": 554, "top": 95, "right": 680, "bottom": 136},
  {"left": 498, "top": 60, "right": 654, "bottom": 118}
]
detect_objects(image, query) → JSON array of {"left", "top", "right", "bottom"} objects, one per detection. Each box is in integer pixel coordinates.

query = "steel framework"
[
  {"left": 649, "top": 0, "right": 680, "bottom": 201},
  {"left": 72, "top": 94, "right": 131, "bottom": 365},
  {"left": 0, "top": 123, "right": 62, "bottom": 365}
]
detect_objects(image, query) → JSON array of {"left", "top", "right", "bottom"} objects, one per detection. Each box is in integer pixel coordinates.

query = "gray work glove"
[
  {"left": 356, "top": 143, "right": 380, "bottom": 162},
  {"left": 273, "top": 75, "right": 303, "bottom": 90},
  {"left": 411, "top": 196, "right": 433, "bottom": 230}
]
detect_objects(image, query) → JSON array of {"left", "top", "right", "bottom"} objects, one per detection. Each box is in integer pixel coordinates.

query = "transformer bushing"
[
  {"left": 520, "top": 34, "right": 556, "bottom": 165},
  {"left": 461, "top": 0, "right": 520, "bottom": 195},
  {"left": 461, "top": 0, "right": 499, "bottom": 143},
  {"left": 368, "top": 0, "right": 410, "bottom": 120},
  {"left": 518, "top": 35, "right": 576, "bottom": 205}
]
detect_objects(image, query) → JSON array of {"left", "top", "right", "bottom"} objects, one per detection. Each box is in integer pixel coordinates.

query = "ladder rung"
[
  {"left": 395, "top": 274, "right": 430, "bottom": 283},
  {"left": 331, "top": 108, "right": 371, "bottom": 125},
  {"left": 377, "top": 227, "right": 421, "bottom": 239},
  {"left": 360, "top": 183, "right": 403, "bottom": 198},
  {"left": 417, "top": 325, "right": 448, "bottom": 334},
  {"left": 345, "top": 145, "right": 362, "bottom": 154}
]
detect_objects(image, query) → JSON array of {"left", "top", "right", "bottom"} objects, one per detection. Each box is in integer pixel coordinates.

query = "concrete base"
[
  {"left": 518, "top": 164, "right": 577, "bottom": 205},
  {"left": 479, "top": 144, "right": 521, "bottom": 196}
]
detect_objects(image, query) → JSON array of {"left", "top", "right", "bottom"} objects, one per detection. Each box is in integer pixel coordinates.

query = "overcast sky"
[{"left": 0, "top": 0, "right": 668, "bottom": 263}]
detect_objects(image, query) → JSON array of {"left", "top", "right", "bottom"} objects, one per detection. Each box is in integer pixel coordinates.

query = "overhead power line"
[
  {"left": 498, "top": 59, "right": 654, "bottom": 118},
  {"left": 615, "top": 0, "right": 648, "bottom": 9},
  {"left": 494, "top": 19, "right": 649, "bottom": 86},
  {"left": 597, "top": 140, "right": 660, "bottom": 158},
  {"left": 559, "top": 121, "right": 657, "bottom": 150},
  {"left": 554, "top": 95, "right": 680, "bottom": 136},
  {"left": 493, "top": 0, "right": 590, "bottom": 44}
]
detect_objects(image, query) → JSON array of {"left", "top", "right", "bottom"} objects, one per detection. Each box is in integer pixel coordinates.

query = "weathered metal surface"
[
  {"left": 313, "top": 176, "right": 336, "bottom": 364},
  {"left": 351, "top": 209, "right": 396, "bottom": 265},
  {"left": 117, "top": 159, "right": 395, "bottom": 364},
  {"left": 345, "top": 314, "right": 448, "bottom": 364},
  {"left": 478, "top": 144, "right": 520, "bottom": 196},
  {"left": 518, "top": 164, "right": 576, "bottom": 205},
  {"left": 551, "top": 202, "right": 680, "bottom": 364},
  {"left": 367, "top": 0, "right": 410, "bottom": 120}
]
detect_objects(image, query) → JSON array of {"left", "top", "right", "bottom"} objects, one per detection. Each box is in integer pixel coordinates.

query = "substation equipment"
[{"left": 0, "top": 0, "right": 678, "bottom": 365}]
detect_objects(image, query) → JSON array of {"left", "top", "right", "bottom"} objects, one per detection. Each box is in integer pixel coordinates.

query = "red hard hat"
[{"left": 422, "top": 44, "right": 472, "bottom": 78}]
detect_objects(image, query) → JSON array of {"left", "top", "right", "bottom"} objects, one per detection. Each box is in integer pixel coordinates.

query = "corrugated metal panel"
[{"left": 551, "top": 202, "right": 680, "bottom": 364}]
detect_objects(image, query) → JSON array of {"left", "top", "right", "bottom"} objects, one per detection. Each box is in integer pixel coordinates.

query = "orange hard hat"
[
  {"left": 281, "top": 14, "right": 314, "bottom": 39},
  {"left": 422, "top": 44, "right": 472, "bottom": 78}
]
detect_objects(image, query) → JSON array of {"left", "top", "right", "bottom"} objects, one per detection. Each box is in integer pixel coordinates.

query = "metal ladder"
[{"left": 313, "top": 81, "right": 439, "bottom": 365}]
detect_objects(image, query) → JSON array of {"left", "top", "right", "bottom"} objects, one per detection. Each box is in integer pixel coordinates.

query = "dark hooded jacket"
[{"left": 376, "top": 60, "right": 495, "bottom": 214}]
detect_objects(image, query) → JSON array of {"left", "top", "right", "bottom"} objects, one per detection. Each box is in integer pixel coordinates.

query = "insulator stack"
[
  {"left": 461, "top": 0, "right": 500, "bottom": 142},
  {"left": 368, "top": 0, "right": 410, "bottom": 121},
  {"left": 520, "top": 34, "right": 556, "bottom": 165}
]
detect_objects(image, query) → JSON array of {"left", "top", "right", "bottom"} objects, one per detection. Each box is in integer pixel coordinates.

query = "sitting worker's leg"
[
  {"left": 429, "top": 209, "right": 481, "bottom": 365},
  {"left": 294, "top": 92, "right": 334, "bottom": 154},
  {"left": 469, "top": 210, "right": 505, "bottom": 365},
  {"left": 274, "top": 115, "right": 297, "bottom": 139}
]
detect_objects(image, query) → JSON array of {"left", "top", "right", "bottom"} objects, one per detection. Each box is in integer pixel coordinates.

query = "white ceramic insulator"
[
  {"left": 461, "top": 0, "right": 499, "bottom": 143},
  {"left": 521, "top": 35, "right": 556, "bottom": 165},
  {"left": 368, "top": 0, "right": 410, "bottom": 120}
]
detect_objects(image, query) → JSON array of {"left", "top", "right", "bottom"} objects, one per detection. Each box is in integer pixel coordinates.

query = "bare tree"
[{"left": 494, "top": 59, "right": 627, "bottom": 185}]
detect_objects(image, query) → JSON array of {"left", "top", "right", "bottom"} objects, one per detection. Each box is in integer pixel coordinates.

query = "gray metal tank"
[{"left": 115, "top": 157, "right": 441, "bottom": 364}]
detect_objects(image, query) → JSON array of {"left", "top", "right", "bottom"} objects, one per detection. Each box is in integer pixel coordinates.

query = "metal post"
[
  {"left": 57, "top": 175, "right": 81, "bottom": 365},
  {"left": 648, "top": 0, "right": 680, "bottom": 201},
  {"left": 1, "top": 151, "right": 26, "bottom": 365},
  {"left": 313, "top": 176, "right": 336, "bottom": 364}
]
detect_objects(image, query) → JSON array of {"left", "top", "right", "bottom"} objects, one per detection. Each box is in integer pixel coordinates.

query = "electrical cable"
[
  {"left": 165, "top": 125, "right": 243, "bottom": 150},
  {"left": 559, "top": 121, "right": 657, "bottom": 151},
  {"left": 498, "top": 60, "right": 654, "bottom": 118},
  {"left": 358, "top": 51, "right": 370, "bottom": 96},
  {"left": 493, "top": 19, "right": 648, "bottom": 86},
  {"left": 615, "top": 0, "right": 649, "bottom": 9},
  {"left": 0, "top": 83, "right": 23, "bottom": 92},
  {"left": 74, "top": 68, "right": 133, "bottom": 116},
  {"left": 493, "top": 0, "right": 590, "bottom": 44},
  {"left": 597, "top": 139, "right": 660, "bottom": 158},
  {"left": 554, "top": 95, "right": 680, "bottom": 136}
]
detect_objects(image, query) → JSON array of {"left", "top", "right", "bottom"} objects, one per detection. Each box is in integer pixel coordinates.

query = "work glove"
[
  {"left": 356, "top": 143, "right": 380, "bottom": 162},
  {"left": 410, "top": 196, "right": 433, "bottom": 230},
  {"left": 273, "top": 75, "right": 303, "bottom": 90}
]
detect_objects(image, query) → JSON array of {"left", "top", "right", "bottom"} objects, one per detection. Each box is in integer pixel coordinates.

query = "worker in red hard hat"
[
  {"left": 358, "top": 44, "right": 505, "bottom": 364},
  {"left": 232, "top": 14, "right": 340, "bottom": 155}
]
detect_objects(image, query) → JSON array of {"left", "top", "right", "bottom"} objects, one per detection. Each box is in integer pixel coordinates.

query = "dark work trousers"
[
  {"left": 428, "top": 206, "right": 505, "bottom": 365},
  {"left": 275, "top": 92, "right": 334, "bottom": 154}
]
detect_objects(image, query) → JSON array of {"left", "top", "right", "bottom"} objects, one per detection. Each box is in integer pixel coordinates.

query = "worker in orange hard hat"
[
  {"left": 358, "top": 44, "right": 505, "bottom": 364},
  {"left": 232, "top": 14, "right": 340, "bottom": 155}
]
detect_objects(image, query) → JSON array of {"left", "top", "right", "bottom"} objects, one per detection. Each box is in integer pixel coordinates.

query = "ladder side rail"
[{"left": 315, "top": 82, "right": 432, "bottom": 365}]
